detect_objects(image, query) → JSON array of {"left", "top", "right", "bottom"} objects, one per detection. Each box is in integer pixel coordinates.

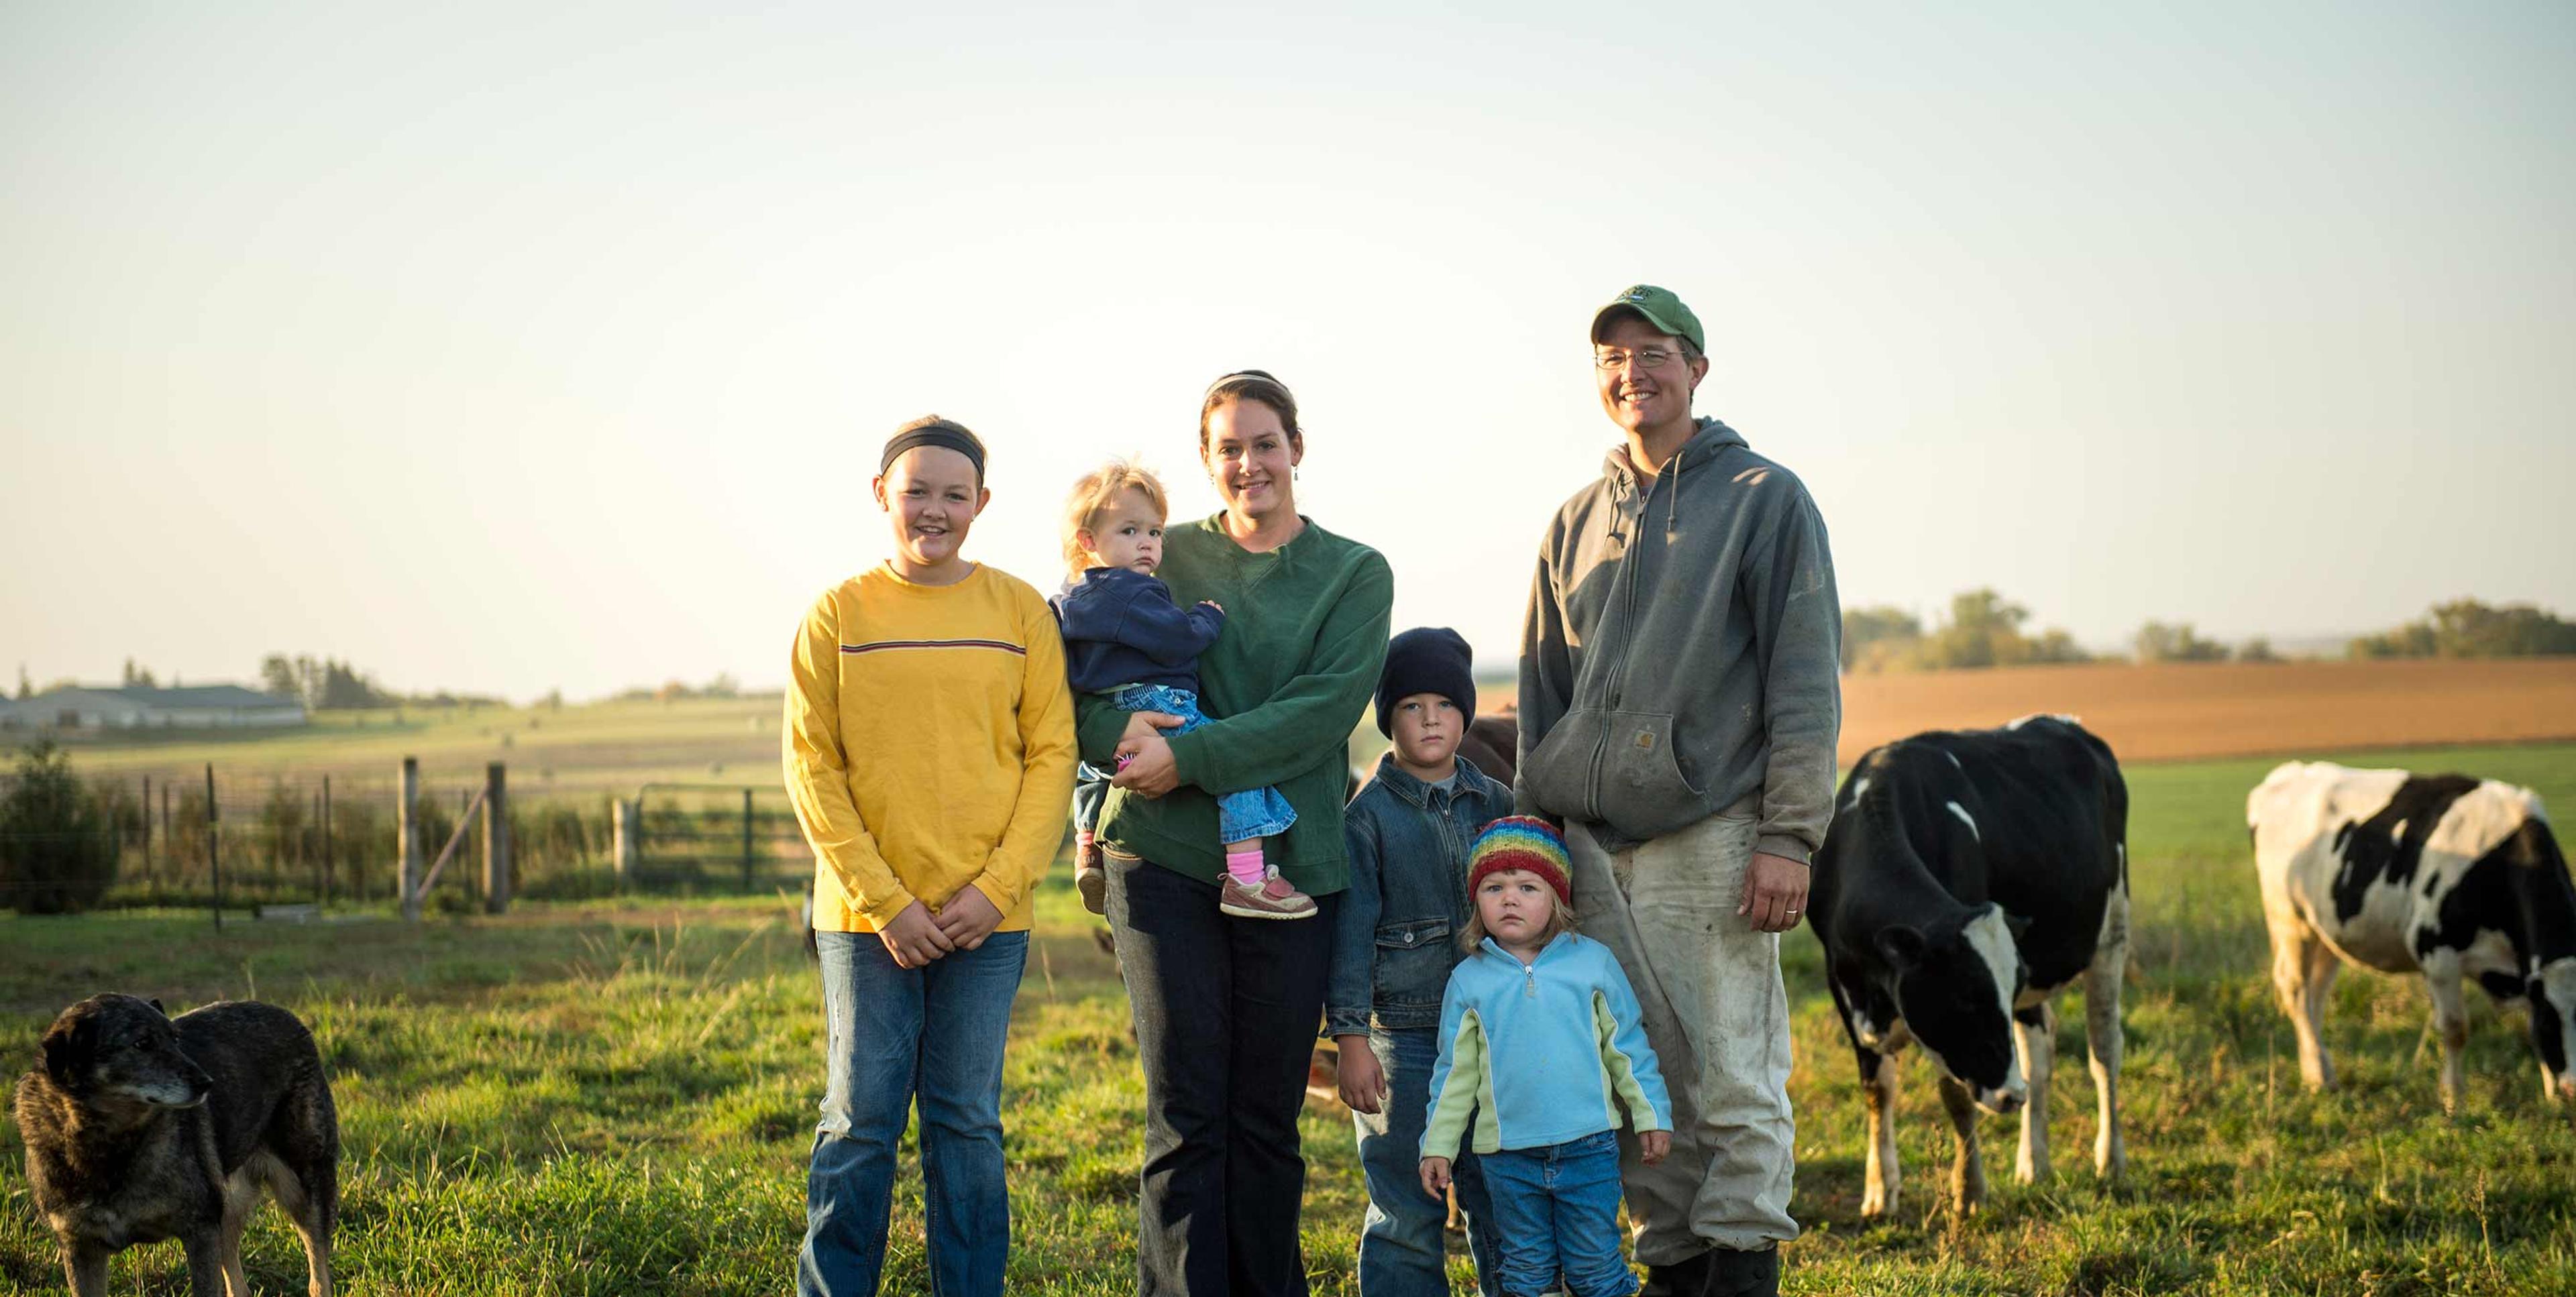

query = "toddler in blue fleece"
[
  {"left": 1053, "top": 459, "right": 1312, "bottom": 920},
  {"left": 1422, "top": 817, "right": 1671, "bottom": 1297}
]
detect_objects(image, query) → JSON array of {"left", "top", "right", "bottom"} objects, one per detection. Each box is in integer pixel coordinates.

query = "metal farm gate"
[{"left": 624, "top": 783, "right": 809, "bottom": 892}]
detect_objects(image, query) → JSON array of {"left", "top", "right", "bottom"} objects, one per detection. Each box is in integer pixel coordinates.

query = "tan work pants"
[{"left": 1570, "top": 808, "right": 1798, "bottom": 1263}]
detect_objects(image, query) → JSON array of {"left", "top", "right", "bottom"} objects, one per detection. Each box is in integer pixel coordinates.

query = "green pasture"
[
  {"left": 5, "top": 743, "right": 2574, "bottom": 1294},
  {"left": 15, "top": 697, "right": 788, "bottom": 799}
]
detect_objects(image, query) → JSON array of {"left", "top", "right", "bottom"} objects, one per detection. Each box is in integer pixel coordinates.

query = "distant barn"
[{"left": 0, "top": 684, "right": 307, "bottom": 732}]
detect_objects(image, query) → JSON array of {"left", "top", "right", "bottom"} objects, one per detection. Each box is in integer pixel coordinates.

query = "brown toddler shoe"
[
  {"left": 1220, "top": 870, "right": 1318, "bottom": 920},
  {"left": 1075, "top": 841, "right": 1108, "bottom": 916}
]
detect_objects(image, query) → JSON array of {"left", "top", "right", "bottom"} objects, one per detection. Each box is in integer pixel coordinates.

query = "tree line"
[
  {"left": 258, "top": 654, "right": 508, "bottom": 710},
  {"left": 1843, "top": 594, "right": 2572, "bottom": 673},
  {"left": 2346, "top": 599, "right": 2576, "bottom": 660}
]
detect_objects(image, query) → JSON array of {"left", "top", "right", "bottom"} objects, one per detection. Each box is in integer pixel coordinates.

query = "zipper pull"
[{"left": 1666, "top": 447, "right": 1684, "bottom": 539}]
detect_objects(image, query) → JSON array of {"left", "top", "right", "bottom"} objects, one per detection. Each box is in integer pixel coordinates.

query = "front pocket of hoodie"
[
  {"left": 1373, "top": 917, "right": 1454, "bottom": 1021},
  {"left": 1597, "top": 711, "right": 1707, "bottom": 837},
  {"left": 1522, "top": 708, "right": 1610, "bottom": 821}
]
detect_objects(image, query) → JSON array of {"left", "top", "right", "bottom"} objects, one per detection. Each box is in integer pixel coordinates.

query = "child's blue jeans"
[
  {"left": 1354, "top": 1025, "right": 1503, "bottom": 1296},
  {"left": 1479, "top": 1129, "right": 1637, "bottom": 1297},
  {"left": 1106, "top": 683, "right": 1296, "bottom": 842},
  {"left": 800, "top": 929, "right": 1027, "bottom": 1297},
  {"left": 1073, "top": 763, "right": 1110, "bottom": 836}
]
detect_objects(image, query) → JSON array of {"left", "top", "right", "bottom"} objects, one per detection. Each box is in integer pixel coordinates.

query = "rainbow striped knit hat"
[{"left": 1468, "top": 816, "right": 1572, "bottom": 906}]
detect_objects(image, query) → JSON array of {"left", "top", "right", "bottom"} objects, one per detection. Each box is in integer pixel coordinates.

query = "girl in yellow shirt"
[{"left": 782, "top": 415, "right": 1077, "bottom": 1297}]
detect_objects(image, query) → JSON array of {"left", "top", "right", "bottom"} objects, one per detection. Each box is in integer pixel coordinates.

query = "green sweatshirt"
[{"left": 1077, "top": 514, "right": 1393, "bottom": 895}]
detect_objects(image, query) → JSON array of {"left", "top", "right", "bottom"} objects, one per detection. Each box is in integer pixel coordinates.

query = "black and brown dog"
[{"left": 12, "top": 994, "right": 338, "bottom": 1296}]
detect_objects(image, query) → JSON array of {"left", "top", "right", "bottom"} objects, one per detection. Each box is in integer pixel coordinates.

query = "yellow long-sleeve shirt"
[{"left": 783, "top": 563, "right": 1078, "bottom": 934}]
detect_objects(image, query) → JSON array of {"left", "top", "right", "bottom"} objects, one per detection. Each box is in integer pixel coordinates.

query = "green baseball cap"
[{"left": 1591, "top": 284, "right": 1704, "bottom": 353}]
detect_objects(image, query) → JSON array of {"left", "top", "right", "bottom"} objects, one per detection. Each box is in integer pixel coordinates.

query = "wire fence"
[
  {"left": 0, "top": 762, "right": 815, "bottom": 915},
  {"left": 631, "top": 783, "right": 810, "bottom": 893}
]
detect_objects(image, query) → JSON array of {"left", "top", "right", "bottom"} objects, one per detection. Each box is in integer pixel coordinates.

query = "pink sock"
[
  {"left": 1225, "top": 848, "right": 1265, "bottom": 887},
  {"left": 1076, "top": 830, "right": 1095, "bottom": 850}
]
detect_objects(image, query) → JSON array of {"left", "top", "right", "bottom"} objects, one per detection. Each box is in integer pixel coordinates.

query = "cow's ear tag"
[{"left": 1876, "top": 925, "right": 1927, "bottom": 970}]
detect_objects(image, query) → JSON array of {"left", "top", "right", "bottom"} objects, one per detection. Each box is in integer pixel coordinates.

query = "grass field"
[
  {"left": 17, "top": 697, "right": 788, "bottom": 801},
  {"left": 5, "top": 742, "right": 2575, "bottom": 1294},
  {"left": 21, "top": 693, "right": 1395, "bottom": 813},
  {"left": 27, "top": 659, "right": 2576, "bottom": 808}
]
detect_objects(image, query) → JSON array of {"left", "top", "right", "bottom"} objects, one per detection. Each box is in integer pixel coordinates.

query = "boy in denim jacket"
[{"left": 1326, "top": 627, "right": 1511, "bottom": 1296}]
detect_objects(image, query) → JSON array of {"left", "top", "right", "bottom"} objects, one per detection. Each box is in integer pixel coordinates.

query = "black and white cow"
[
  {"left": 2249, "top": 761, "right": 2576, "bottom": 1112},
  {"left": 1812, "top": 714, "right": 2130, "bottom": 1218}
]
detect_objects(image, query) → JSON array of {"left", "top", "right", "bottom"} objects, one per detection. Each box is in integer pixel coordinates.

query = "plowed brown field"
[{"left": 1839, "top": 657, "right": 2576, "bottom": 765}]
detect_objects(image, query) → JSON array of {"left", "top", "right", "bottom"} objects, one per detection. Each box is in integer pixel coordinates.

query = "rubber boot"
[
  {"left": 1704, "top": 1245, "right": 1780, "bottom": 1297},
  {"left": 1640, "top": 1249, "right": 1714, "bottom": 1297}
]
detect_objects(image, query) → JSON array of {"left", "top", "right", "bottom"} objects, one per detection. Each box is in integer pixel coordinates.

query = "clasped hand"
[
  {"left": 875, "top": 886, "right": 1004, "bottom": 968},
  {"left": 1110, "top": 710, "right": 1184, "bottom": 797}
]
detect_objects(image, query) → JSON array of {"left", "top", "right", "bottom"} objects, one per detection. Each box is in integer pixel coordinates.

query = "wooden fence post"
[
  {"left": 742, "top": 787, "right": 755, "bottom": 889},
  {"left": 461, "top": 788, "right": 476, "bottom": 907},
  {"left": 399, "top": 757, "right": 421, "bottom": 921},
  {"left": 483, "top": 763, "right": 510, "bottom": 914},
  {"left": 205, "top": 763, "right": 221, "bottom": 932},
  {"left": 612, "top": 797, "right": 639, "bottom": 887}
]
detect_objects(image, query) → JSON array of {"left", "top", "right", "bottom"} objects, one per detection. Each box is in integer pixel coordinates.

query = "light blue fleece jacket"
[{"left": 1421, "top": 932, "right": 1672, "bottom": 1158}]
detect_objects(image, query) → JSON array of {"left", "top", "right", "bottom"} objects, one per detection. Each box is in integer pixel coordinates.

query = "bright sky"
[{"left": 6, "top": 1, "right": 2572, "bottom": 701}]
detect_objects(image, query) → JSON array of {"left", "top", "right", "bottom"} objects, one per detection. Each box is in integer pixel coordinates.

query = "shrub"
[
  {"left": 2133, "top": 620, "right": 2230, "bottom": 663},
  {"left": 0, "top": 739, "right": 117, "bottom": 913}
]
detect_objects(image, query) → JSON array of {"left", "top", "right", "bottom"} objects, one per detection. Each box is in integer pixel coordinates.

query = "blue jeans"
[
  {"left": 1073, "top": 763, "right": 1111, "bottom": 836},
  {"left": 1354, "top": 1026, "right": 1503, "bottom": 1297},
  {"left": 1106, "top": 684, "right": 1296, "bottom": 842},
  {"left": 800, "top": 929, "right": 1028, "bottom": 1297},
  {"left": 1480, "top": 1130, "right": 1635, "bottom": 1297}
]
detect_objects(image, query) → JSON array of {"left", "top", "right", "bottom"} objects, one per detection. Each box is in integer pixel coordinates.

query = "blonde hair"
[
  {"left": 1061, "top": 457, "right": 1170, "bottom": 580},
  {"left": 1457, "top": 879, "right": 1578, "bottom": 954}
]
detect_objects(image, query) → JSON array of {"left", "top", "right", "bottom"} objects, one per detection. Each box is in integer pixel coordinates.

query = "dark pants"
[{"left": 1107, "top": 850, "right": 1338, "bottom": 1296}]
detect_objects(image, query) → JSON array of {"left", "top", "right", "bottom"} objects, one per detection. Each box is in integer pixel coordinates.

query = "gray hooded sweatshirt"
[{"left": 1516, "top": 416, "right": 1841, "bottom": 861}]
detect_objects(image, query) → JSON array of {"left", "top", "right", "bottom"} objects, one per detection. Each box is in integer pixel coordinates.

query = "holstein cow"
[
  {"left": 2248, "top": 762, "right": 2576, "bottom": 1112},
  {"left": 1812, "top": 715, "right": 2131, "bottom": 1218}
]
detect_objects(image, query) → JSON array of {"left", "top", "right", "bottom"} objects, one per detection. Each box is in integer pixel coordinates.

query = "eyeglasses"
[{"left": 1594, "top": 347, "right": 1682, "bottom": 372}]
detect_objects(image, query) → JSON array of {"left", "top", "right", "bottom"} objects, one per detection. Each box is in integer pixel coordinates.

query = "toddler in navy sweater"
[{"left": 1053, "top": 459, "right": 1313, "bottom": 920}]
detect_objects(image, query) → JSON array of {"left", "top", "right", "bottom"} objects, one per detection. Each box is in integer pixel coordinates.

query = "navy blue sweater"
[{"left": 1052, "top": 567, "right": 1226, "bottom": 693}]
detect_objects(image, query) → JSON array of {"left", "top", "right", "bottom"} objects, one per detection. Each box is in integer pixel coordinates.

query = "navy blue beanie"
[{"left": 1376, "top": 627, "right": 1476, "bottom": 736}]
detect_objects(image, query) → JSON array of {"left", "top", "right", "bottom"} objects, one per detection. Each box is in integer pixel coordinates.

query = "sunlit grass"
[{"left": 3, "top": 742, "right": 2573, "bottom": 1293}]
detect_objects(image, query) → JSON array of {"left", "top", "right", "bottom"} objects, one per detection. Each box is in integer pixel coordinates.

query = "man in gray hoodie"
[{"left": 1516, "top": 284, "right": 1841, "bottom": 1297}]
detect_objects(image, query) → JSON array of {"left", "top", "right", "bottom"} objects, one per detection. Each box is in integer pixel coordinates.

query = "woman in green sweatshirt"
[{"left": 1078, "top": 370, "right": 1393, "bottom": 1296}]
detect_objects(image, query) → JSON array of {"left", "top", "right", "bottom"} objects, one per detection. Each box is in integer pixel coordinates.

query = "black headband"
[
  {"left": 1204, "top": 369, "right": 1286, "bottom": 402},
  {"left": 880, "top": 418, "right": 987, "bottom": 481}
]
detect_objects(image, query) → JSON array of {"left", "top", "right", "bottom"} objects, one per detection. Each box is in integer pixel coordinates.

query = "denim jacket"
[{"left": 1325, "top": 752, "right": 1515, "bottom": 1037}]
